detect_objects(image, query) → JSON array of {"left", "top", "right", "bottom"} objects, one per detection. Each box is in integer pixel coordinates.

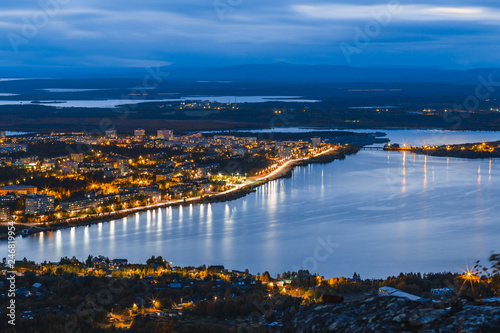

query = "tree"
[
  {"left": 297, "top": 270, "right": 311, "bottom": 280},
  {"left": 260, "top": 271, "right": 271, "bottom": 283},
  {"left": 490, "top": 253, "right": 500, "bottom": 294},
  {"left": 86, "top": 255, "right": 93, "bottom": 267},
  {"left": 479, "top": 253, "right": 500, "bottom": 295},
  {"left": 59, "top": 256, "right": 71, "bottom": 265},
  {"left": 146, "top": 255, "right": 167, "bottom": 266}
]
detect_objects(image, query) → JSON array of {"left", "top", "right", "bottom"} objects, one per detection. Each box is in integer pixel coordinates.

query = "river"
[{"left": 7, "top": 129, "right": 500, "bottom": 278}]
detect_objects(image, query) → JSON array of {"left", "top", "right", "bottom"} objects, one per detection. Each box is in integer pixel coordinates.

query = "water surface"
[
  {"left": 10, "top": 130, "right": 500, "bottom": 278},
  {"left": 0, "top": 96, "right": 319, "bottom": 108}
]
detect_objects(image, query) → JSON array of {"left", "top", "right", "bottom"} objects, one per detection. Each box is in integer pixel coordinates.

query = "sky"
[{"left": 0, "top": 0, "right": 499, "bottom": 69}]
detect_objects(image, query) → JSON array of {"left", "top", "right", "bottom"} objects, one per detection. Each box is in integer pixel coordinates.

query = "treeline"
[
  {"left": 2, "top": 254, "right": 500, "bottom": 332},
  {"left": 0, "top": 165, "right": 27, "bottom": 183},
  {"left": 204, "top": 131, "right": 378, "bottom": 141},
  {"left": 412, "top": 148, "right": 500, "bottom": 159}
]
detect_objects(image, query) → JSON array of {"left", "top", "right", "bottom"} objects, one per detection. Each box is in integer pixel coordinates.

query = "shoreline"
[
  {"left": 382, "top": 139, "right": 500, "bottom": 160},
  {"left": 8, "top": 127, "right": 500, "bottom": 139},
  {"left": 206, "top": 126, "right": 500, "bottom": 133},
  {"left": 2, "top": 146, "right": 355, "bottom": 239}
]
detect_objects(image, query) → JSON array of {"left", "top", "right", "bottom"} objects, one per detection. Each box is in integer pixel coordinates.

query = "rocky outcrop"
[{"left": 285, "top": 296, "right": 500, "bottom": 332}]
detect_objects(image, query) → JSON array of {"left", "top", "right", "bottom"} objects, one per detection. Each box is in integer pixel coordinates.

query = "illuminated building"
[
  {"left": 61, "top": 160, "right": 79, "bottom": 174},
  {"left": 0, "top": 206, "right": 10, "bottom": 220},
  {"left": 105, "top": 129, "right": 117, "bottom": 139},
  {"left": 134, "top": 128, "right": 146, "bottom": 137},
  {"left": 0, "top": 143, "right": 28, "bottom": 153},
  {"left": 70, "top": 153, "right": 84, "bottom": 163},
  {"left": 25, "top": 195, "right": 55, "bottom": 215},
  {"left": 157, "top": 129, "right": 173, "bottom": 140},
  {"left": 311, "top": 137, "right": 321, "bottom": 147},
  {"left": 0, "top": 185, "right": 37, "bottom": 195}
]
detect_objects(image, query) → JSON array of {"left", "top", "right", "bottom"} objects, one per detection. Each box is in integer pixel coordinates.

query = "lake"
[
  {"left": 0, "top": 96, "right": 320, "bottom": 108},
  {"left": 7, "top": 129, "right": 500, "bottom": 278}
]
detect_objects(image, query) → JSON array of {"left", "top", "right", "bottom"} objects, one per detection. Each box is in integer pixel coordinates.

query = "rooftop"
[{"left": 1, "top": 185, "right": 36, "bottom": 190}]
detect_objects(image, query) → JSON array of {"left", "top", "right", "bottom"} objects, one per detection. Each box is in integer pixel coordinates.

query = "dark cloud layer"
[{"left": 0, "top": 0, "right": 498, "bottom": 68}]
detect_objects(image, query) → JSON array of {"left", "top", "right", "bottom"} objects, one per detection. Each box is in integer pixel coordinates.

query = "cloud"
[
  {"left": 292, "top": 4, "right": 500, "bottom": 22},
  {"left": 0, "top": 0, "right": 499, "bottom": 68},
  {"left": 80, "top": 57, "right": 172, "bottom": 67}
]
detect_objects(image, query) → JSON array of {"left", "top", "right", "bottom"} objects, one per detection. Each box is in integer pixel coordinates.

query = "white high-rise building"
[
  {"left": 157, "top": 129, "right": 173, "bottom": 140},
  {"left": 105, "top": 129, "right": 117, "bottom": 139},
  {"left": 134, "top": 128, "right": 146, "bottom": 137},
  {"left": 311, "top": 137, "right": 321, "bottom": 147}
]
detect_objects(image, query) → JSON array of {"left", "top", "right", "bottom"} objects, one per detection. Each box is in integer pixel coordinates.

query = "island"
[{"left": 382, "top": 140, "right": 500, "bottom": 159}]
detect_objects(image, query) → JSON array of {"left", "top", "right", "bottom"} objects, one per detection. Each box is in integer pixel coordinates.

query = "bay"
[{"left": 7, "top": 129, "right": 500, "bottom": 278}]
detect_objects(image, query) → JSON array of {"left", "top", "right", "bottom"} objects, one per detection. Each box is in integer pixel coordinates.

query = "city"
[
  {"left": 0, "top": 129, "right": 342, "bottom": 230},
  {"left": 1, "top": 0, "right": 500, "bottom": 331}
]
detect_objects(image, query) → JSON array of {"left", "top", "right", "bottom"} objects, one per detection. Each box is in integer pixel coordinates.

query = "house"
[
  {"left": 276, "top": 278, "right": 293, "bottom": 287},
  {"left": 31, "top": 282, "right": 46, "bottom": 294},
  {"left": 15, "top": 287, "right": 31, "bottom": 297},
  {"left": 232, "top": 270, "right": 246, "bottom": 277},
  {"left": 91, "top": 256, "right": 108, "bottom": 269},
  {"left": 168, "top": 281, "right": 182, "bottom": 288},
  {"left": 378, "top": 286, "right": 422, "bottom": 301},
  {"left": 431, "top": 288, "right": 454, "bottom": 296},
  {"left": 110, "top": 259, "right": 128, "bottom": 267},
  {"left": 232, "top": 278, "right": 247, "bottom": 287},
  {"left": 208, "top": 265, "right": 225, "bottom": 272}
]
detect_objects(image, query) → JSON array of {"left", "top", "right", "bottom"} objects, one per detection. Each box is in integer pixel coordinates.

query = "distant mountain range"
[
  {"left": 166, "top": 63, "right": 500, "bottom": 84},
  {"left": 2, "top": 63, "right": 500, "bottom": 85}
]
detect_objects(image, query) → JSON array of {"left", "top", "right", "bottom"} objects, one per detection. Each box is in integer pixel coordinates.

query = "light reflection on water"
[{"left": 7, "top": 131, "right": 500, "bottom": 278}]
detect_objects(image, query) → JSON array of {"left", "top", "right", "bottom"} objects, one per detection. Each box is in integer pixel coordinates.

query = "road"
[{"left": 2, "top": 146, "right": 338, "bottom": 229}]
